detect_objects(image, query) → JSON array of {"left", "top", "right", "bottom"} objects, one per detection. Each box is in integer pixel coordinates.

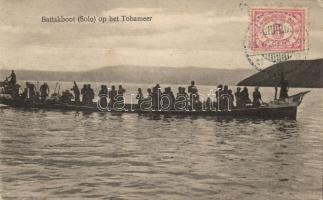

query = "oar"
[
  {"left": 57, "top": 82, "right": 61, "bottom": 95},
  {"left": 54, "top": 82, "right": 58, "bottom": 93}
]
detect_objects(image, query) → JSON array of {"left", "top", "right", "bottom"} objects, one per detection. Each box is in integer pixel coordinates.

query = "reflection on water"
[{"left": 0, "top": 87, "right": 322, "bottom": 200}]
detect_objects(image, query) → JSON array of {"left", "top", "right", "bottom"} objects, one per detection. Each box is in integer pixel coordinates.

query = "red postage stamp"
[{"left": 250, "top": 8, "right": 306, "bottom": 52}]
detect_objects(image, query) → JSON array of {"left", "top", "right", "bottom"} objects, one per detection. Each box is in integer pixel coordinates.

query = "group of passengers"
[
  {"left": 97, "top": 84, "right": 126, "bottom": 108},
  {"left": 133, "top": 81, "right": 263, "bottom": 110},
  {"left": 4, "top": 79, "right": 263, "bottom": 110},
  {"left": 3, "top": 70, "right": 292, "bottom": 110}
]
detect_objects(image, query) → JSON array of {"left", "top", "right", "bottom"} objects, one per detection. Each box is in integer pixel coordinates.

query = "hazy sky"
[{"left": 0, "top": 0, "right": 322, "bottom": 71}]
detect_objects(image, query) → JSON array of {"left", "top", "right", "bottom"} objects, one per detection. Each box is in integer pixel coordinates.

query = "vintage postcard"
[{"left": 0, "top": 0, "right": 322, "bottom": 199}]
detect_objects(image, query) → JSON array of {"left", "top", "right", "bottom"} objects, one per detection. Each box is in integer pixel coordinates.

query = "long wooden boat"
[{"left": 0, "top": 91, "right": 310, "bottom": 119}]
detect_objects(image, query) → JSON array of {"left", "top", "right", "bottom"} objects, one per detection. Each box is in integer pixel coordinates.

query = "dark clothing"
[
  {"left": 99, "top": 88, "right": 108, "bottom": 96},
  {"left": 81, "top": 87, "right": 87, "bottom": 103},
  {"left": 87, "top": 88, "right": 95, "bottom": 104},
  {"left": 11, "top": 85, "right": 20, "bottom": 98},
  {"left": 117, "top": 88, "right": 125, "bottom": 96},
  {"left": 215, "top": 89, "right": 222, "bottom": 99},
  {"left": 188, "top": 85, "right": 199, "bottom": 109},
  {"left": 279, "top": 80, "right": 289, "bottom": 99},
  {"left": 253, "top": 90, "right": 262, "bottom": 107},
  {"left": 21, "top": 88, "right": 28, "bottom": 99},
  {"left": 219, "top": 89, "right": 229, "bottom": 110},
  {"left": 109, "top": 89, "right": 117, "bottom": 108},
  {"left": 235, "top": 91, "right": 242, "bottom": 108},
  {"left": 229, "top": 93, "right": 234, "bottom": 109},
  {"left": 161, "top": 91, "right": 175, "bottom": 110},
  {"left": 175, "top": 92, "right": 189, "bottom": 110},
  {"left": 71, "top": 82, "right": 80, "bottom": 103},
  {"left": 188, "top": 85, "right": 198, "bottom": 94},
  {"left": 240, "top": 89, "right": 251, "bottom": 107},
  {"left": 136, "top": 92, "right": 144, "bottom": 104},
  {"left": 116, "top": 87, "right": 126, "bottom": 107},
  {"left": 82, "top": 86, "right": 94, "bottom": 105},
  {"left": 40, "top": 84, "right": 49, "bottom": 101},
  {"left": 61, "top": 91, "right": 74, "bottom": 104},
  {"left": 9, "top": 72, "right": 16, "bottom": 86},
  {"left": 28, "top": 84, "right": 36, "bottom": 99},
  {"left": 98, "top": 87, "right": 108, "bottom": 108},
  {"left": 169, "top": 91, "right": 175, "bottom": 108},
  {"left": 152, "top": 85, "right": 161, "bottom": 110}
]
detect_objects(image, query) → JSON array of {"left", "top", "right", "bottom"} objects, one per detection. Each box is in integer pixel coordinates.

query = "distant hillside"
[
  {"left": 0, "top": 66, "right": 254, "bottom": 86},
  {"left": 238, "top": 59, "right": 323, "bottom": 88}
]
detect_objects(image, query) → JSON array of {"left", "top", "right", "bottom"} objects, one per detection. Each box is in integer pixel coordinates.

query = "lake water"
[{"left": 0, "top": 82, "right": 322, "bottom": 200}]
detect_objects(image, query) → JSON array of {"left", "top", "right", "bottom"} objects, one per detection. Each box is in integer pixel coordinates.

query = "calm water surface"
[{"left": 0, "top": 84, "right": 322, "bottom": 200}]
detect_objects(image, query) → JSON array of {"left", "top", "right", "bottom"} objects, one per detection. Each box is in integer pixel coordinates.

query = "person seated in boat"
[
  {"left": 203, "top": 97, "right": 212, "bottom": 110},
  {"left": 234, "top": 87, "right": 242, "bottom": 108},
  {"left": 136, "top": 88, "right": 144, "bottom": 105},
  {"left": 81, "top": 84, "right": 87, "bottom": 103},
  {"left": 40, "top": 82, "right": 50, "bottom": 102},
  {"left": 71, "top": 81, "right": 80, "bottom": 103},
  {"left": 11, "top": 84, "right": 20, "bottom": 99},
  {"left": 279, "top": 74, "right": 289, "bottom": 99},
  {"left": 252, "top": 87, "right": 263, "bottom": 108},
  {"left": 240, "top": 87, "right": 251, "bottom": 108},
  {"left": 35, "top": 91, "right": 41, "bottom": 102},
  {"left": 21, "top": 87, "right": 28, "bottom": 100},
  {"left": 60, "top": 90, "right": 74, "bottom": 104}
]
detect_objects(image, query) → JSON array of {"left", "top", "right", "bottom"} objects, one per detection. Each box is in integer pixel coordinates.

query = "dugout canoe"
[{"left": 0, "top": 91, "right": 310, "bottom": 120}]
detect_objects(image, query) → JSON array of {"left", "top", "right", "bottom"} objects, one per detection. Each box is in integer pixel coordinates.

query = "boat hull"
[{"left": 0, "top": 97, "right": 298, "bottom": 119}]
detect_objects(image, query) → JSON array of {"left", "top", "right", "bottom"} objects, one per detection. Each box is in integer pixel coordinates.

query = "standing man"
[
  {"left": 71, "top": 81, "right": 80, "bottom": 103},
  {"left": 235, "top": 87, "right": 242, "bottom": 108},
  {"left": 252, "top": 87, "right": 262, "bottom": 107},
  {"left": 279, "top": 73, "right": 289, "bottom": 99},
  {"left": 40, "top": 82, "right": 50, "bottom": 102},
  {"left": 8, "top": 70, "right": 16, "bottom": 86},
  {"left": 87, "top": 84, "right": 95, "bottom": 104},
  {"left": 188, "top": 81, "right": 199, "bottom": 110},
  {"left": 81, "top": 84, "right": 87, "bottom": 104}
]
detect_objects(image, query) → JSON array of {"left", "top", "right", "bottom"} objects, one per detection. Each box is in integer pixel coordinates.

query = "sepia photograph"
[{"left": 0, "top": 0, "right": 322, "bottom": 199}]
